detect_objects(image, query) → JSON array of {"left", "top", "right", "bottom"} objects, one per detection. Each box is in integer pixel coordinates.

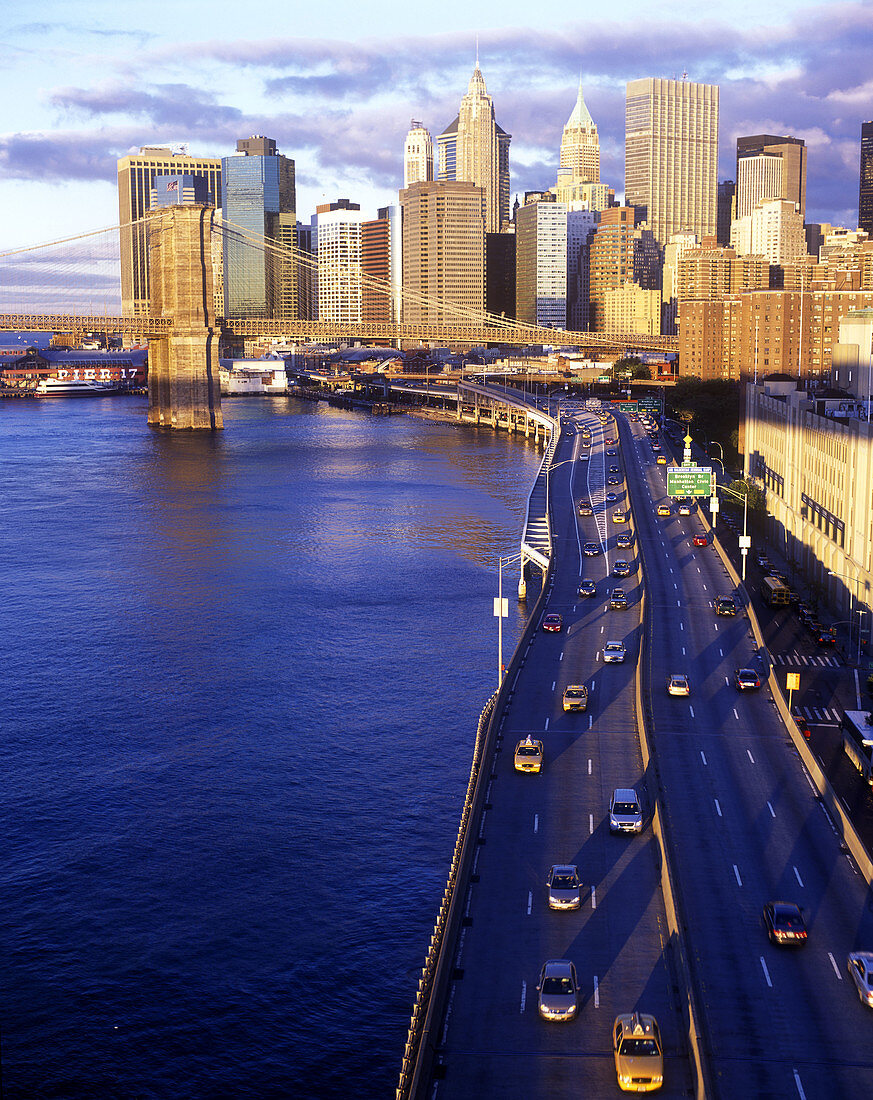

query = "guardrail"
[{"left": 396, "top": 426, "right": 560, "bottom": 1099}]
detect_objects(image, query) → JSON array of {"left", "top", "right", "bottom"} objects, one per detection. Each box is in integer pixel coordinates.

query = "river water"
[{"left": 1, "top": 394, "right": 541, "bottom": 1098}]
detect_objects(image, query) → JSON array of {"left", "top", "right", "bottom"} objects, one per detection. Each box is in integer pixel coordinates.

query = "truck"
[
  {"left": 761, "top": 576, "right": 791, "bottom": 607},
  {"left": 841, "top": 711, "right": 873, "bottom": 786}
]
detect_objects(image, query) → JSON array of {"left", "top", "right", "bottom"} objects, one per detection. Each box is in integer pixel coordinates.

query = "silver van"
[{"left": 609, "top": 788, "right": 643, "bottom": 833}]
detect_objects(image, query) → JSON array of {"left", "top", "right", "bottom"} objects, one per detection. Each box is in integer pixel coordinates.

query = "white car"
[
  {"left": 848, "top": 952, "right": 873, "bottom": 1006},
  {"left": 603, "top": 641, "right": 627, "bottom": 663},
  {"left": 667, "top": 674, "right": 691, "bottom": 696},
  {"left": 547, "top": 865, "right": 582, "bottom": 910}
]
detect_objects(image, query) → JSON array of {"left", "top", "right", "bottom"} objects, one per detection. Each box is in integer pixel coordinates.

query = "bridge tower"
[{"left": 147, "top": 204, "right": 223, "bottom": 430}]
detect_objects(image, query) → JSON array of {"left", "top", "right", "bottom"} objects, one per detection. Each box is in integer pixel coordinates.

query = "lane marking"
[
  {"left": 588, "top": 758, "right": 592, "bottom": 775},
  {"left": 733, "top": 708, "right": 739, "bottom": 720},
  {"left": 719, "top": 648, "right": 724, "bottom": 657},
  {"left": 680, "top": 622, "right": 684, "bottom": 630},
  {"left": 593, "top": 975, "right": 600, "bottom": 1008},
  {"left": 767, "top": 801, "right": 776, "bottom": 818},
  {"left": 794, "top": 866, "right": 804, "bottom": 888},
  {"left": 520, "top": 981, "right": 527, "bottom": 1013},
  {"left": 534, "top": 814, "right": 539, "bottom": 834},
  {"left": 559, "top": 651, "right": 564, "bottom": 661},
  {"left": 733, "top": 864, "right": 743, "bottom": 887},
  {"left": 747, "top": 749, "right": 756, "bottom": 764},
  {"left": 551, "top": 680, "right": 556, "bottom": 691},
  {"left": 589, "top": 813, "right": 594, "bottom": 835},
  {"left": 527, "top": 891, "right": 532, "bottom": 915},
  {"left": 760, "top": 957, "right": 772, "bottom": 988},
  {"left": 544, "top": 717, "right": 550, "bottom": 731},
  {"left": 682, "top": 646, "right": 687, "bottom": 655},
  {"left": 700, "top": 751, "right": 708, "bottom": 765},
  {"left": 714, "top": 799, "right": 722, "bottom": 817},
  {"left": 689, "top": 705, "right": 695, "bottom": 718},
  {"left": 591, "top": 886, "right": 597, "bottom": 910},
  {"left": 793, "top": 1070, "right": 807, "bottom": 1100}
]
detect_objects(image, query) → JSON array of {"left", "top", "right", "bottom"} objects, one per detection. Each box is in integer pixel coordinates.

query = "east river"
[{"left": 1, "top": 393, "right": 541, "bottom": 1098}]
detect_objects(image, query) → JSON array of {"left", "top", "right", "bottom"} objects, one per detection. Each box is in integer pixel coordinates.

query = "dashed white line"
[
  {"left": 682, "top": 646, "right": 687, "bottom": 655},
  {"left": 733, "top": 708, "right": 739, "bottom": 720},
  {"left": 527, "top": 891, "right": 532, "bottom": 915},
  {"left": 534, "top": 814, "right": 539, "bottom": 834},
  {"left": 714, "top": 799, "right": 722, "bottom": 817},
  {"left": 719, "top": 648, "right": 724, "bottom": 657},
  {"left": 733, "top": 864, "right": 743, "bottom": 887},
  {"left": 545, "top": 717, "right": 550, "bottom": 731},
  {"left": 559, "top": 651, "right": 564, "bottom": 661},
  {"left": 760, "top": 957, "right": 773, "bottom": 988},
  {"left": 591, "top": 886, "right": 597, "bottom": 910},
  {"left": 588, "top": 758, "right": 592, "bottom": 775},
  {"left": 520, "top": 981, "right": 527, "bottom": 1013},
  {"left": 794, "top": 866, "right": 804, "bottom": 888},
  {"left": 589, "top": 813, "right": 594, "bottom": 835},
  {"left": 828, "top": 952, "right": 842, "bottom": 980},
  {"left": 747, "top": 749, "right": 756, "bottom": 764},
  {"left": 793, "top": 1069, "right": 807, "bottom": 1100},
  {"left": 551, "top": 680, "right": 556, "bottom": 691},
  {"left": 680, "top": 621, "right": 684, "bottom": 629},
  {"left": 689, "top": 705, "right": 695, "bottom": 718},
  {"left": 767, "top": 801, "right": 776, "bottom": 818},
  {"left": 700, "top": 751, "right": 708, "bottom": 765},
  {"left": 593, "top": 975, "right": 600, "bottom": 1008}
]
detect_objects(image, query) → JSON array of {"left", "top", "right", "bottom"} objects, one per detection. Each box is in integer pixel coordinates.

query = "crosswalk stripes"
[
  {"left": 773, "top": 652, "right": 841, "bottom": 668},
  {"left": 795, "top": 705, "right": 841, "bottom": 723}
]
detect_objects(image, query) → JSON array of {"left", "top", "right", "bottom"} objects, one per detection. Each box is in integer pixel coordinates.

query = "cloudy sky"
[{"left": 1, "top": 0, "right": 871, "bottom": 252}]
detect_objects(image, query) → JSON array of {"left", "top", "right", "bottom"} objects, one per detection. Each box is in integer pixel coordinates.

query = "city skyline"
[{"left": 1, "top": 0, "right": 871, "bottom": 251}]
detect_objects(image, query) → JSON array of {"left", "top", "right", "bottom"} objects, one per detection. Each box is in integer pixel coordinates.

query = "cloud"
[{"left": 50, "top": 82, "right": 244, "bottom": 130}]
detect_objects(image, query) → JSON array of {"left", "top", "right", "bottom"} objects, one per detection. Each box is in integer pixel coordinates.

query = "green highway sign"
[
  {"left": 667, "top": 466, "right": 714, "bottom": 497},
  {"left": 614, "top": 400, "right": 638, "bottom": 412},
  {"left": 638, "top": 395, "right": 663, "bottom": 415}
]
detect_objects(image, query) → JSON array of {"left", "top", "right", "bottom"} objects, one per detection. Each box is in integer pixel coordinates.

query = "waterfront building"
[
  {"left": 588, "top": 207, "right": 661, "bottom": 332},
  {"left": 625, "top": 77, "right": 719, "bottom": 249},
  {"left": 731, "top": 198, "right": 807, "bottom": 267},
  {"left": 861, "top": 122, "right": 873, "bottom": 235},
  {"left": 515, "top": 197, "right": 568, "bottom": 329},
  {"left": 399, "top": 180, "right": 485, "bottom": 324},
  {"left": 437, "top": 63, "right": 511, "bottom": 233},
  {"left": 117, "top": 145, "right": 221, "bottom": 316},
  {"left": 315, "top": 199, "right": 364, "bottom": 325},
  {"left": 222, "top": 136, "right": 296, "bottom": 320},
  {"left": 736, "top": 134, "right": 807, "bottom": 220},
  {"left": 404, "top": 121, "right": 434, "bottom": 188}
]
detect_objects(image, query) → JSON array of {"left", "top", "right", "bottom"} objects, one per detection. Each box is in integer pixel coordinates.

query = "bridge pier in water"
[{"left": 147, "top": 205, "right": 223, "bottom": 430}]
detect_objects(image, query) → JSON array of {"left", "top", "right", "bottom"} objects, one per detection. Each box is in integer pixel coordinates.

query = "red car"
[
  {"left": 542, "top": 613, "right": 563, "bottom": 633},
  {"left": 692, "top": 534, "right": 708, "bottom": 547},
  {"left": 794, "top": 714, "right": 811, "bottom": 739}
]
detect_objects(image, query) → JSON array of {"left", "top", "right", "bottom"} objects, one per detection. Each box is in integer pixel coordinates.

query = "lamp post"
[
  {"left": 497, "top": 551, "right": 524, "bottom": 686},
  {"left": 827, "top": 569, "right": 862, "bottom": 662},
  {"left": 709, "top": 440, "right": 724, "bottom": 464}
]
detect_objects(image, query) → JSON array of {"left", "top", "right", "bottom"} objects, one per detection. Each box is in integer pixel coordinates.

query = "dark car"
[
  {"left": 605, "top": 492, "right": 618, "bottom": 503},
  {"left": 763, "top": 901, "right": 808, "bottom": 946},
  {"left": 734, "top": 668, "right": 761, "bottom": 691},
  {"left": 542, "top": 613, "right": 563, "bottom": 632},
  {"left": 577, "top": 579, "right": 597, "bottom": 598},
  {"left": 809, "top": 623, "right": 836, "bottom": 646},
  {"left": 583, "top": 542, "right": 601, "bottom": 557},
  {"left": 714, "top": 595, "right": 737, "bottom": 616},
  {"left": 612, "top": 559, "right": 632, "bottom": 577},
  {"left": 793, "top": 713, "right": 811, "bottom": 739}
]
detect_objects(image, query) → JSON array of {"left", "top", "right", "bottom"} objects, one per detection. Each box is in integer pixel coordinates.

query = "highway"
[{"left": 425, "top": 406, "right": 873, "bottom": 1098}]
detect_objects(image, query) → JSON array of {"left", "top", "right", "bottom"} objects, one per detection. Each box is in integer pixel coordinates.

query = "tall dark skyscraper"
[
  {"left": 860, "top": 121, "right": 873, "bottom": 235},
  {"left": 735, "top": 134, "right": 806, "bottom": 219}
]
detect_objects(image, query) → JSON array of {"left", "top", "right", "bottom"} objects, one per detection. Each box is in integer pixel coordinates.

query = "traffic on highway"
[{"left": 425, "top": 399, "right": 873, "bottom": 1098}]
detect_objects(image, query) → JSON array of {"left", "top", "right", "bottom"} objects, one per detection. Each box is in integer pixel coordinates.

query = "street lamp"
[
  {"left": 709, "top": 440, "right": 724, "bottom": 464},
  {"left": 497, "top": 551, "right": 524, "bottom": 686},
  {"left": 827, "top": 568, "right": 865, "bottom": 664}
]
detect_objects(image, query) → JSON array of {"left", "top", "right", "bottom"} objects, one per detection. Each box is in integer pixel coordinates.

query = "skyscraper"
[
  {"left": 403, "top": 121, "right": 433, "bottom": 188},
  {"left": 515, "top": 197, "right": 568, "bottom": 329},
  {"left": 117, "top": 145, "right": 221, "bottom": 316},
  {"left": 736, "top": 134, "right": 807, "bottom": 219},
  {"left": 399, "top": 180, "right": 485, "bottom": 323},
  {"left": 437, "top": 64, "right": 511, "bottom": 233},
  {"left": 860, "top": 121, "right": 873, "bottom": 235},
  {"left": 555, "top": 81, "right": 608, "bottom": 212},
  {"left": 588, "top": 207, "right": 661, "bottom": 332},
  {"left": 362, "top": 206, "right": 402, "bottom": 323},
  {"left": 625, "top": 77, "right": 719, "bottom": 249},
  {"left": 221, "top": 136, "right": 296, "bottom": 319},
  {"left": 315, "top": 200, "right": 363, "bottom": 324}
]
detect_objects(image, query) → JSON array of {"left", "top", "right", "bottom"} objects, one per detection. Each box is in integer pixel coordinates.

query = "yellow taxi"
[
  {"left": 656, "top": 504, "right": 671, "bottom": 517},
  {"left": 613, "top": 1012, "right": 663, "bottom": 1091},
  {"left": 656, "top": 454, "right": 667, "bottom": 465}
]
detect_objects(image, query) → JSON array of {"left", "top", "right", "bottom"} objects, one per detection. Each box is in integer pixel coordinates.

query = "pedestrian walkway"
[
  {"left": 794, "top": 704, "right": 842, "bottom": 724},
  {"left": 773, "top": 652, "right": 842, "bottom": 668}
]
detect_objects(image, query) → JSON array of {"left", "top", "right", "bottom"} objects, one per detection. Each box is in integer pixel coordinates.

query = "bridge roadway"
[{"left": 425, "top": 409, "right": 873, "bottom": 1097}]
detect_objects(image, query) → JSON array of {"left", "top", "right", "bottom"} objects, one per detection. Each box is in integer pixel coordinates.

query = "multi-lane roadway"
[{"left": 426, "top": 406, "right": 873, "bottom": 1098}]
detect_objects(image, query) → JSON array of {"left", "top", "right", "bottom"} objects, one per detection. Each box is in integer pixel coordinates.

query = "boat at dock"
[{"left": 35, "top": 377, "right": 120, "bottom": 397}]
